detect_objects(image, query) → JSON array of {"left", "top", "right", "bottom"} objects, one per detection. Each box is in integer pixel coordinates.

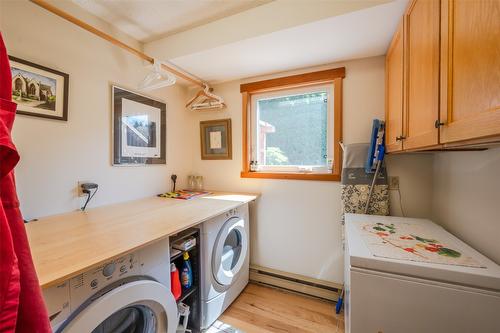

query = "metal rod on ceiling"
[{"left": 29, "top": 0, "right": 205, "bottom": 88}]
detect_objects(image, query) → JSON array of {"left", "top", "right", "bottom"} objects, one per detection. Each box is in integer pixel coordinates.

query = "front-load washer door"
[
  {"left": 212, "top": 217, "right": 248, "bottom": 287},
  {"left": 56, "top": 279, "right": 177, "bottom": 333}
]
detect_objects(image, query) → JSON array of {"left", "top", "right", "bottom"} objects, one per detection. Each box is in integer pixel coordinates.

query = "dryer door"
[
  {"left": 212, "top": 216, "right": 248, "bottom": 286},
  {"left": 56, "top": 280, "right": 177, "bottom": 333}
]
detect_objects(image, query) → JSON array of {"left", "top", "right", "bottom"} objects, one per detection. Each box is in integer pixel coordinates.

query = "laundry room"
[{"left": 0, "top": 1, "right": 499, "bottom": 333}]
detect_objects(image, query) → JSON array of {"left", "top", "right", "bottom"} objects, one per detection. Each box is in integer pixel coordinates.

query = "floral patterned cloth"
[
  {"left": 358, "top": 221, "right": 485, "bottom": 268},
  {"left": 341, "top": 184, "right": 390, "bottom": 221}
]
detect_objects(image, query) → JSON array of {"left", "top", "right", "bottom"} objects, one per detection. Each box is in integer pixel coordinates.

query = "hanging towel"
[{"left": 0, "top": 33, "right": 51, "bottom": 333}]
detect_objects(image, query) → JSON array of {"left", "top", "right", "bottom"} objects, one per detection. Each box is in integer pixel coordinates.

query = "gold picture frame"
[{"left": 200, "top": 119, "right": 232, "bottom": 160}]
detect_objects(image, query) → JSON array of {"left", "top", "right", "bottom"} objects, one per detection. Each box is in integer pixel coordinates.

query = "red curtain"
[{"left": 0, "top": 33, "right": 51, "bottom": 333}]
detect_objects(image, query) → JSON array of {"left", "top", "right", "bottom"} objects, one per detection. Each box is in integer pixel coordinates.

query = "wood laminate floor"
[{"left": 217, "top": 283, "right": 344, "bottom": 333}]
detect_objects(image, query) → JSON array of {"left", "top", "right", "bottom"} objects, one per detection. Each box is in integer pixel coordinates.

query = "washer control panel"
[
  {"left": 69, "top": 253, "right": 140, "bottom": 309},
  {"left": 225, "top": 208, "right": 238, "bottom": 219},
  {"left": 102, "top": 262, "right": 116, "bottom": 277}
]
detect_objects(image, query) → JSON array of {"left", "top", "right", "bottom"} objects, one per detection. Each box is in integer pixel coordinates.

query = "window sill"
[{"left": 240, "top": 171, "right": 340, "bottom": 181}]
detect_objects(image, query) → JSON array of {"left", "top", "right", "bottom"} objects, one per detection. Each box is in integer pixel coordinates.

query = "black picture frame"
[
  {"left": 9, "top": 56, "right": 69, "bottom": 121},
  {"left": 112, "top": 85, "right": 166, "bottom": 165}
]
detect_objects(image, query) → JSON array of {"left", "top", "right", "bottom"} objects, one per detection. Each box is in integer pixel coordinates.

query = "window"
[
  {"left": 240, "top": 68, "right": 344, "bottom": 181},
  {"left": 251, "top": 85, "right": 333, "bottom": 173}
]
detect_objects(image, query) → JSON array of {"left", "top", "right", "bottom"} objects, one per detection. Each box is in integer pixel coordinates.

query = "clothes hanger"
[
  {"left": 186, "top": 84, "right": 226, "bottom": 111},
  {"left": 139, "top": 59, "right": 176, "bottom": 91}
]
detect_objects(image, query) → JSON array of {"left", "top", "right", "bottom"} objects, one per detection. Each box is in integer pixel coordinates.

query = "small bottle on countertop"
[
  {"left": 187, "top": 175, "right": 195, "bottom": 191},
  {"left": 195, "top": 176, "right": 204, "bottom": 191}
]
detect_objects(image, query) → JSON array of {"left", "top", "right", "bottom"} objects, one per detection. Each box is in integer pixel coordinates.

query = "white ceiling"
[
  {"left": 71, "top": 0, "right": 271, "bottom": 42},
  {"left": 169, "top": 0, "right": 408, "bottom": 83},
  {"left": 70, "top": 0, "right": 407, "bottom": 83}
]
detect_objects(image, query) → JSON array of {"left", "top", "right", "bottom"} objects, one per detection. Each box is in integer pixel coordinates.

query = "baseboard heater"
[{"left": 249, "top": 265, "right": 342, "bottom": 302}]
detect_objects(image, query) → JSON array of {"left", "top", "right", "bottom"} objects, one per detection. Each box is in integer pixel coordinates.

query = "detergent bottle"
[
  {"left": 180, "top": 252, "right": 193, "bottom": 290},
  {"left": 170, "top": 263, "right": 182, "bottom": 300}
]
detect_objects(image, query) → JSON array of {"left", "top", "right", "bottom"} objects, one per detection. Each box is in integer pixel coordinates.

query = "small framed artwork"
[
  {"left": 200, "top": 118, "right": 232, "bottom": 160},
  {"left": 112, "top": 85, "right": 166, "bottom": 165},
  {"left": 9, "top": 56, "right": 69, "bottom": 121}
]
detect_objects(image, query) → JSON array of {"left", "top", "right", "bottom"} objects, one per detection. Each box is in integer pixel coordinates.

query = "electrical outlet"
[
  {"left": 389, "top": 176, "right": 400, "bottom": 190},
  {"left": 77, "top": 181, "right": 90, "bottom": 197}
]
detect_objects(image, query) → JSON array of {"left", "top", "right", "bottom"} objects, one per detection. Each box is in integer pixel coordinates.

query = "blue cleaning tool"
[
  {"left": 365, "top": 119, "right": 385, "bottom": 173},
  {"left": 336, "top": 290, "right": 344, "bottom": 314},
  {"left": 364, "top": 119, "right": 386, "bottom": 213}
]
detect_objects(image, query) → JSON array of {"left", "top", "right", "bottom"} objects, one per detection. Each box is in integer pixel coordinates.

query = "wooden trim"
[
  {"left": 241, "top": 92, "right": 250, "bottom": 172},
  {"left": 240, "top": 75, "right": 343, "bottom": 181},
  {"left": 240, "top": 67, "right": 345, "bottom": 93},
  {"left": 333, "top": 78, "right": 343, "bottom": 176},
  {"left": 29, "top": 0, "right": 204, "bottom": 87},
  {"left": 241, "top": 171, "right": 340, "bottom": 181}
]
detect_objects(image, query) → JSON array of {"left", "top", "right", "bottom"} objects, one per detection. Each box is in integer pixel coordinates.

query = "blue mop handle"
[{"left": 377, "top": 144, "right": 385, "bottom": 162}]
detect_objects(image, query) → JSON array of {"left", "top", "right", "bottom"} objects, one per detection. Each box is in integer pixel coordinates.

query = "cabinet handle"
[
  {"left": 395, "top": 135, "right": 406, "bottom": 141},
  {"left": 435, "top": 120, "right": 446, "bottom": 128}
]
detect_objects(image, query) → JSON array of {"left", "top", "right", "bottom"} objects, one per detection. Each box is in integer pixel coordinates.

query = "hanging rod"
[{"left": 29, "top": 0, "right": 205, "bottom": 88}]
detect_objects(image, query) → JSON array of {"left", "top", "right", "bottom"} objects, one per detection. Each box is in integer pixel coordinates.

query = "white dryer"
[
  {"left": 43, "top": 238, "right": 178, "bottom": 333},
  {"left": 200, "top": 203, "right": 250, "bottom": 330}
]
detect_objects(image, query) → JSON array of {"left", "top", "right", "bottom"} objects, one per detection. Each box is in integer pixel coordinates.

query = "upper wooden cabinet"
[
  {"left": 385, "top": 0, "right": 500, "bottom": 151},
  {"left": 385, "top": 20, "right": 405, "bottom": 153},
  {"left": 404, "top": 0, "right": 440, "bottom": 150},
  {"left": 439, "top": 0, "right": 500, "bottom": 144}
]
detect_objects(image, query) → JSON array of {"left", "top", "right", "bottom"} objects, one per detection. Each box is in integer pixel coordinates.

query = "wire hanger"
[{"left": 186, "top": 83, "right": 226, "bottom": 111}]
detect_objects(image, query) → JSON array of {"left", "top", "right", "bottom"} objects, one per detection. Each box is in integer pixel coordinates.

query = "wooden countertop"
[{"left": 26, "top": 192, "right": 258, "bottom": 289}]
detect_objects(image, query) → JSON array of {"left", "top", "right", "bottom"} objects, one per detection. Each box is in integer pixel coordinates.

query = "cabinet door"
[
  {"left": 403, "top": 0, "right": 440, "bottom": 150},
  {"left": 439, "top": 0, "right": 500, "bottom": 143},
  {"left": 385, "top": 20, "right": 405, "bottom": 153}
]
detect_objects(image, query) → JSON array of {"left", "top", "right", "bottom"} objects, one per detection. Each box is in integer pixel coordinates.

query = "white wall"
[
  {"left": 432, "top": 148, "right": 500, "bottom": 264},
  {"left": 189, "top": 56, "right": 433, "bottom": 283},
  {"left": 1, "top": 1, "right": 193, "bottom": 219}
]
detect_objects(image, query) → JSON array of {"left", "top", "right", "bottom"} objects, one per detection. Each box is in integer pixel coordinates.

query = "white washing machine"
[
  {"left": 43, "top": 238, "right": 178, "bottom": 333},
  {"left": 200, "top": 203, "right": 250, "bottom": 330}
]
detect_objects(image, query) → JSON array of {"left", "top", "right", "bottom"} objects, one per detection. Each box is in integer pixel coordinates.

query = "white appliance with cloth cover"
[
  {"left": 344, "top": 213, "right": 500, "bottom": 333},
  {"left": 43, "top": 238, "right": 178, "bottom": 333},
  {"left": 200, "top": 204, "right": 250, "bottom": 329}
]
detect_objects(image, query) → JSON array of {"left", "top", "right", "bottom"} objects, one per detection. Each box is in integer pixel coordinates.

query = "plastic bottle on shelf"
[
  {"left": 170, "top": 263, "right": 182, "bottom": 300},
  {"left": 180, "top": 252, "right": 193, "bottom": 290}
]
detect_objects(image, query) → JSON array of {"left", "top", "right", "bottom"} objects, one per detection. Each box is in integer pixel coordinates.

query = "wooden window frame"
[{"left": 240, "top": 67, "right": 345, "bottom": 181}]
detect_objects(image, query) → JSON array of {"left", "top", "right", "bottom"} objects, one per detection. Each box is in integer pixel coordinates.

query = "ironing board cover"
[
  {"left": 0, "top": 33, "right": 51, "bottom": 332},
  {"left": 340, "top": 143, "right": 389, "bottom": 224}
]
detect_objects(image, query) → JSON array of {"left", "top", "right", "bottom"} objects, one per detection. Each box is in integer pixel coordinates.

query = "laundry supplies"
[
  {"left": 181, "top": 252, "right": 193, "bottom": 290},
  {"left": 171, "top": 263, "right": 182, "bottom": 301}
]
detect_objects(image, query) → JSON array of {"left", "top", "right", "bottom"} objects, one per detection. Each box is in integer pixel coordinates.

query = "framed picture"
[
  {"left": 200, "top": 118, "right": 232, "bottom": 160},
  {"left": 112, "top": 85, "right": 166, "bottom": 165},
  {"left": 9, "top": 56, "right": 69, "bottom": 121}
]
